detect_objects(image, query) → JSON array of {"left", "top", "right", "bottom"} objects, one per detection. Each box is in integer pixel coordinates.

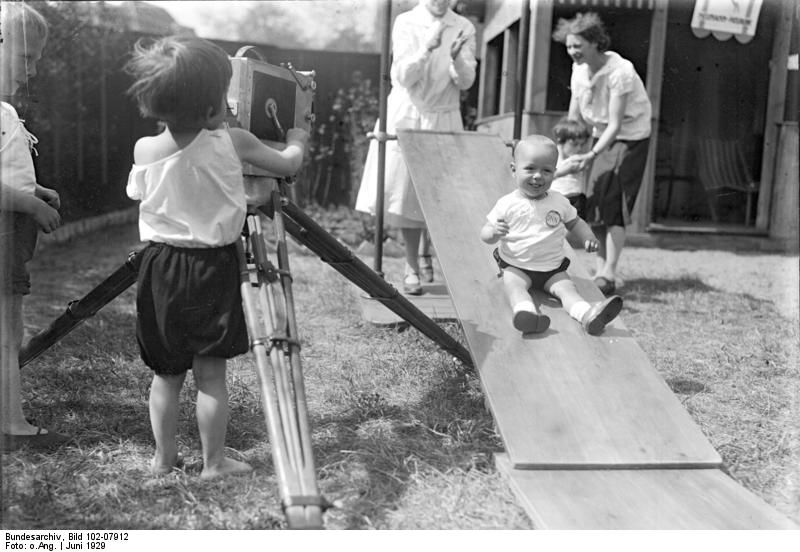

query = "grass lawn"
[{"left": 1, "top": 219, "right": 798, "bottom": 530}]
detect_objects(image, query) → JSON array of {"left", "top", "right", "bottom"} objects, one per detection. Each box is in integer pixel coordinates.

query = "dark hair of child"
[
  {"left": 124, "top": 36, "right": 232, "bottom": 128},
  {"left": 552, "top": 117, "right": 591, "bottom": 145}
]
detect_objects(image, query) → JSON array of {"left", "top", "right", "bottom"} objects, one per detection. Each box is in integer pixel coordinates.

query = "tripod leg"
[
  {"left": 269, "top": 192, "right": 324, "bottom": 528},
  {"left": 238, "top": 209, "right": 325, "bottom": 529}
]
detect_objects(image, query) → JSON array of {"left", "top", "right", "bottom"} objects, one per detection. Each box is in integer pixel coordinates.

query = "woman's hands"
[
  {"left": 450, "top": 30, "right": 469, "bottom": 60},
  {"left": 425, "top": 23, "right": 469, "bottom": 61},
  {"left": 425, "top": 21, "right": 445, "bottom": 51}
]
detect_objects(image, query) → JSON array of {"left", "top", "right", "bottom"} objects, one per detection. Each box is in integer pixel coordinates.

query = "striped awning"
[
  {"left": 691, "top": 0, "right": 764, "bottom": 44},
  {"left": 554, "top": 0, "right": 656, "bottom": 9}
]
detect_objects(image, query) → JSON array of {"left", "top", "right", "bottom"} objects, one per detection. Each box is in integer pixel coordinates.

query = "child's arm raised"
[
  {"left": 564, "top": 217, "right": 598, "bottom": 252},
  {"left": 228, "top": 127, "right": 309, "bottom": 176}
]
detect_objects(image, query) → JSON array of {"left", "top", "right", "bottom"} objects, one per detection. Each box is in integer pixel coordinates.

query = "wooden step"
[{"left": 495, "top": 454, "right": 797, "bottom": 529}]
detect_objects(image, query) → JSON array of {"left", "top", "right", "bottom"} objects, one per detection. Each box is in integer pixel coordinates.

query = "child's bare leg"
[
  {"left": 149, "top": 371, "right": 186, "bottom": 473},
  {"left": 503, "top": 267, "right": 549, "bottom": 333},
  {"left": 1, "top": 294, "right": 42, "bottom": 435},
  {"left": 546, "top": 273, "right": 591, "bottom": 321},
  {"left": 192, "top": 355, "right": 252, "bottom": 480},
  {"left": 547, "top": 273, "right": 622, "bottom": 335}
]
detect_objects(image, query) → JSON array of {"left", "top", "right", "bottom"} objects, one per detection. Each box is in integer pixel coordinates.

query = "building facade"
[{"left": 475, "top": 0, "right": 798, "bottom": 246}]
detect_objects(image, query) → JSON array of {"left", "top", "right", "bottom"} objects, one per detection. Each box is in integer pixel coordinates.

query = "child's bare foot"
[
  {"left": 200, "top": 457, "right": 253, "bottom": 480},
  {"left": 151, "top": 454, "right": 184, "bottom": 475}
]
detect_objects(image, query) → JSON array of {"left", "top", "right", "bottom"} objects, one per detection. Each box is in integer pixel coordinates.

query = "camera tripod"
[{"left": 19, "top": 179, "right": 472, "bottom": 529}]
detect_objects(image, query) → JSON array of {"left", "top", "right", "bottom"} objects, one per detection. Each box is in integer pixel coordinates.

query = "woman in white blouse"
[
  {"left": 355, "top": 0, "right": 476, "bottom": 295},
  {"left": 553, "top": 12, "right": 652, "bottom": 296}
]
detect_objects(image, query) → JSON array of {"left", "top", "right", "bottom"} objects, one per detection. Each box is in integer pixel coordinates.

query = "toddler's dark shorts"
[
  {"left": 136, "top": 241, "right": 248, "bottom": 376},
  {"left": 493, "top": 248, "right": 571, "bottom": 291},
  {"left": 0, "top": 212, "right": 38, "bottom": 296}
]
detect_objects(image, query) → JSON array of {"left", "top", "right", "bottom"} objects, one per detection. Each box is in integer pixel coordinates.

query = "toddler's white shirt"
[
  {"left": 126, "top": 128, "right": 246, "bottom": 248},
  {"left": 551, "top": 152, "right": 587, "bottom": 197},
  {"left": 0, "top": 102, "right": 37, "bottom": 195},
  {"left": 487, "top": 189, "right": 578, "bottom": 272}
]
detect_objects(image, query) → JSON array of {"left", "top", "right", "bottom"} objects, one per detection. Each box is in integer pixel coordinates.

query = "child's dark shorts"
[
  {"left": 0, "top": 212, "right": 38, "bottom": 296},
  {"left": 136, "top": 241, "right": 248, "bottom": 376},
  {"left": 493, "top": 248, "right": 571, "bottom": 291}
]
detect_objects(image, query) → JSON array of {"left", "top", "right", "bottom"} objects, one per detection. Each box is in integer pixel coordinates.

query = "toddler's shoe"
[
  {"left": 513, "top": 310, "right": 550, "bottom": 334},
  {"left": 403, "top": 272, "right": 423, "bottom": 295},
  {"left": 582, "top": 295, "right": 623, "bottom": 335},
  {"left": 420, "top": 255, "right": 434, "bottom": 283}
]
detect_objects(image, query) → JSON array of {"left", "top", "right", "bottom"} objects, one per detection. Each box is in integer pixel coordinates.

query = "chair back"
[{"left": 697, "top": 139, "right": 758, "bottom": 193}]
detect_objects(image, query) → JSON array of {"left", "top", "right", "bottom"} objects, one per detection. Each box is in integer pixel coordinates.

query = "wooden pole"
[
  {"left": 374, "top": 0, "right": 392, "bottom": 276},
  {"left": 513, "top": 0, "right": 531, "bottom": 140}
]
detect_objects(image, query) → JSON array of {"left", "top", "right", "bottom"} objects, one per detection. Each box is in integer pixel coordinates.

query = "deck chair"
[{"left": 697, "top": 139, "right": 759, "bottom": 226}]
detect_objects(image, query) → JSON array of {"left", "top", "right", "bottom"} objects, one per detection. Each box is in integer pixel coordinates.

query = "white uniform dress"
[{"left": 355, "top": 4, "right": 476, "bottom": 228}]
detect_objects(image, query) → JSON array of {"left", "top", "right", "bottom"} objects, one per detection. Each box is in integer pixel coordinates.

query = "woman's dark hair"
[
  {"left": 552, "top": 12, "right": 611, "bottom": 52},
  {"left": 124, "top": 36, "right": 232, "bottom": 127}
]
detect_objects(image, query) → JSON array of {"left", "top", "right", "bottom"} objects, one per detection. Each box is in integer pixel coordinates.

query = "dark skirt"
[{"left": 586, "top": 138, "right": 650, "bottom": 228}]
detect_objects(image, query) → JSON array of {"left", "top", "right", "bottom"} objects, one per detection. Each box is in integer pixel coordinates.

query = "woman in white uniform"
[{"left": 355, "top": 0, "right": 476, "bottom": 294}]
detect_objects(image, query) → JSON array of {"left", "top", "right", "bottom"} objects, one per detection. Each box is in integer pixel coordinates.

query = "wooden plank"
[
  {"left": 495, "top": 454, "right": 798, "bottom": 529},
  {"left": 358, "top": 283, "right": 458, "bottom": 326},
  {"left": 398, "top": 130, "right": 721, "bottom": 468}
]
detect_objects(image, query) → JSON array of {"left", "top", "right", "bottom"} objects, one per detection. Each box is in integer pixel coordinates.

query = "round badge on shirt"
[{"left": 545, "top": 210, "right": 562, "bottom": 227}]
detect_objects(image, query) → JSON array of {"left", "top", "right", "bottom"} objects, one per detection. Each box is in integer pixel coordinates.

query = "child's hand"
[
  {"left": 35, "top": 185, "right": 61, "bottom": 210},
  {"left": 31, "top": 197, "right": 61, "bottom": 233},
  {"left": 561, "top": 156, "right": 583, "bottom": 175},
  {"left": 584, "top": 238, "right": 599, "bottom": 253},
  {"left": 493, "top": 218, "right": 509, "bottom": 239},
  {"left": 286, "top": 128, "right": 309, "bottom": 147}
]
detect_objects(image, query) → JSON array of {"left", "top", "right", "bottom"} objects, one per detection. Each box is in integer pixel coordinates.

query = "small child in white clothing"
[
  {"left": 551, "top": 117, "right": 591, "bottom": 220},
  {"left": 124, "top": 36, "right": 308, "bottom": 478},
  {"left": 480, "top": 135, "right": 622, "bottom": 335}
]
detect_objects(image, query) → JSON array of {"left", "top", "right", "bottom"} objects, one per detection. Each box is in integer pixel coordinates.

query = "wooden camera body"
[{"left": 227, "top": 49, "right": 315, "bottom": 179}]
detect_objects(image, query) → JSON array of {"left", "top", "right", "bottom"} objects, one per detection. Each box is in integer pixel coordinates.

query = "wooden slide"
[{"left": 397, "top": 129, "right": 796, "bottom": 529}]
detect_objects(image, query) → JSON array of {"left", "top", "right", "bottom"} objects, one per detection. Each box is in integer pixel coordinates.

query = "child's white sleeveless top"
[
  {"left": 0, "top": 102, "right": 38, "bottom": 195},
  {"left": 126, "top": 128, "right": 246, "bottom": 248}
]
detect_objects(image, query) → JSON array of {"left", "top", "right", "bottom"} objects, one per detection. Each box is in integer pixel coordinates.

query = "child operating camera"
[
  {"left": 124, "top": 36, "right": 309, "bottom": 478},
  {"left": 480, "top": 135, "right": 622, "bottom": 336}
]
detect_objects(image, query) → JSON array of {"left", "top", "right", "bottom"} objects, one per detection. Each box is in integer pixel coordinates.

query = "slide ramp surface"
[{"left": 397, "top": 129, "right": 796, "bottom": 528}]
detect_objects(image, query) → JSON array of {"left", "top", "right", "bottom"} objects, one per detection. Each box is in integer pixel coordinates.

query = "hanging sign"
[{"left": 691, "top": 0, "right": 764, "bottom": 44}]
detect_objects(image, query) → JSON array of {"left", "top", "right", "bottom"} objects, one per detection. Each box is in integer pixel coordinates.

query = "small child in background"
[
  {"left": 551, "top": 117, "right": 592, "bottom": 220},
  {"left": 1, "top": 1, "right": 69, "bottom": 453},
  {"left": 480, "top": 135, "right": 622, "bottom": 336},
  {"left": 124, "top": 36, "right": 309, "bottom": 478}
]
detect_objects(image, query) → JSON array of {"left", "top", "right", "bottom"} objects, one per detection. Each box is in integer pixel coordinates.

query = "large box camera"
[{"left": 227, "top": 48, "right": 315, "bottom": 177}]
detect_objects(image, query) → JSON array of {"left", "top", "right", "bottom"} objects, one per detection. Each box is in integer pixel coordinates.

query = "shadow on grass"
[
  {"left": 308, "top": 359, "right": 501, "bottom": 529},
  {"left": 621, "top": 276, "right": 716, "bottom": 303}
]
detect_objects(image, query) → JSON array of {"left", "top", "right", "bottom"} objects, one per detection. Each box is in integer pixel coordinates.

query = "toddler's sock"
[
  {"left": 569, "top": 301, "right": 592, "bottom": 322},
  {"left": 513, "top": 300, "right": 536, "bottom": 314}
]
